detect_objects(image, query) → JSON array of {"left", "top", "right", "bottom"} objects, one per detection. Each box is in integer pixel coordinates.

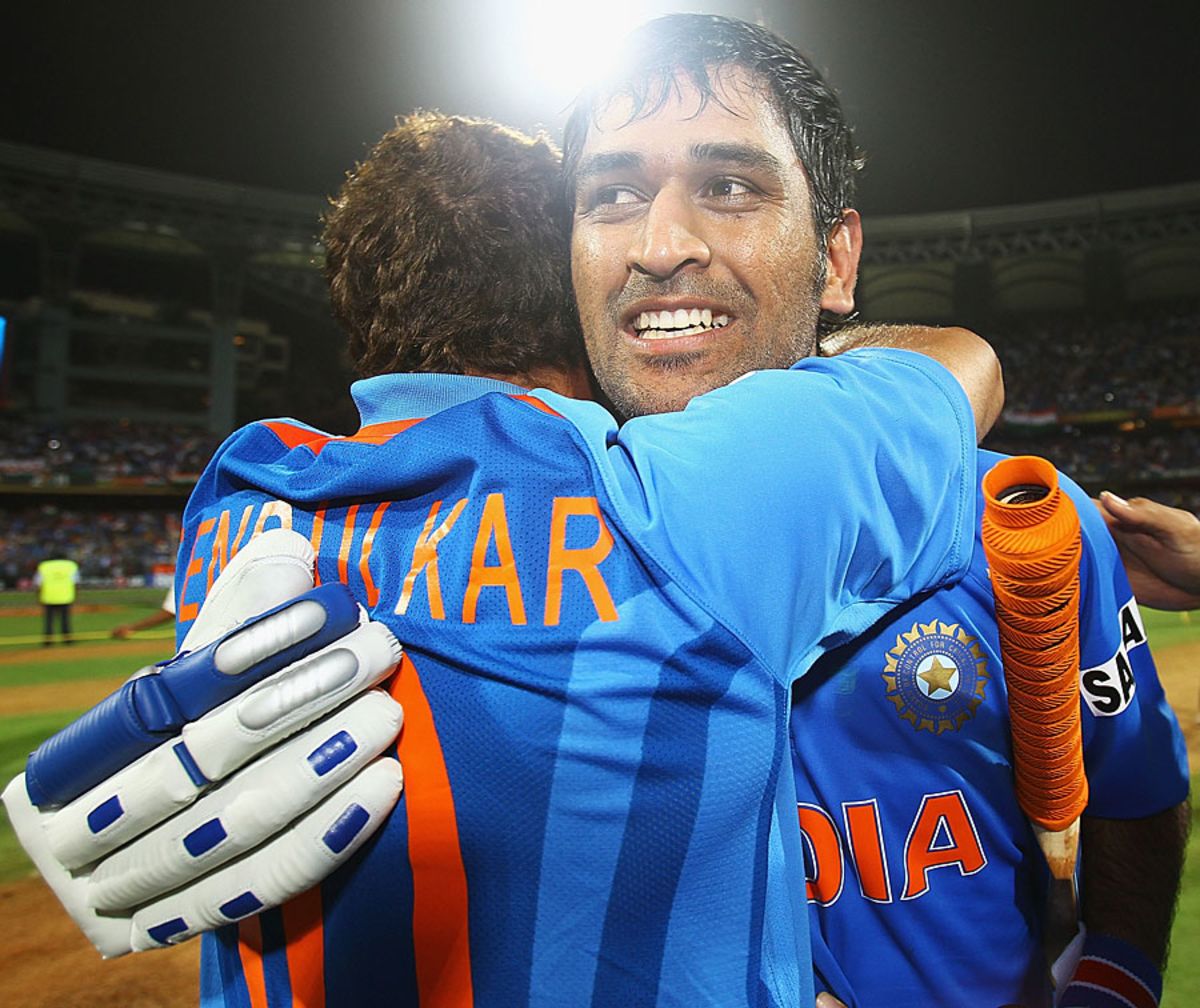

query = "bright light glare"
[
  {"left": 519, "top": 0, "right": 644, "bottom": 94},
  {"left": 483, "top": 0, "right": 664, "bottom": 111},
  {"left": 468, "top": 1, "right": 735, "bottom": 125}
]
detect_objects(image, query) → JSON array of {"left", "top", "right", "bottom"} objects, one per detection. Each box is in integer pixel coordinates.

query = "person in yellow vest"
[{"left": 35, "top": 556, "right": 79, "bottom": 646}]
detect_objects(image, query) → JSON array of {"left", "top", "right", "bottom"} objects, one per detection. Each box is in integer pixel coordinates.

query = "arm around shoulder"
[{"left": 821, "top": 324, "right": 1003, "bottom": 442}]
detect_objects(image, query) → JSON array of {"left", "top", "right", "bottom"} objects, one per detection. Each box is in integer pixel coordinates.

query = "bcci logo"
[{"left": 882, "top": 620, "right": 989, "bottom": 734}]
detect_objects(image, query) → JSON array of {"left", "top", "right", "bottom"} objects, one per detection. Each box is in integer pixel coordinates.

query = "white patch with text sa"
[{"left": 1080, "top": 600, "right": 1148, "bottom": 716}]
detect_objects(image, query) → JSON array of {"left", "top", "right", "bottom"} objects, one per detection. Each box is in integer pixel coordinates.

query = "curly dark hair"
[
  {"left": 562, "top": 13, "right": 864, "bottom": 239},
  {"left": 323, "top": 111, "right": 584, "bottom": 379}
]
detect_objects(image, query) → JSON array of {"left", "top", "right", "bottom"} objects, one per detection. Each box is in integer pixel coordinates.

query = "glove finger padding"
[
  {"left": 24, "top": 582, "right": 361, "bottom": 810},
  {"left": 44, "top": 621, "right": 401, "bottom": 869},
  {"left": 90, "top": 690, "right": 403, "bottom": 911},
  {"left": 130, "top": 757, "right": 403, "bottom": 950},
  {"left": 2, "top": 528, "right": 407, "bottom": 958},
  {"left": 1, "top": 773, "right": 136, "bottom": 960},
  {"left": 178, "top": 527, "right": 318, "bottom": 652}
]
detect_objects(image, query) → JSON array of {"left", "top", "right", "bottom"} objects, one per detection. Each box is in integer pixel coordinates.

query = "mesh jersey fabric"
[{"left": 177, "top": 351, "right": 977, "bottom": 1008}]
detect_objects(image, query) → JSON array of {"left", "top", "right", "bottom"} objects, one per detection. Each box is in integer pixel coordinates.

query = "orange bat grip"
[{"left": 981, "top": 456, "right": 1087, "bottom": 832}]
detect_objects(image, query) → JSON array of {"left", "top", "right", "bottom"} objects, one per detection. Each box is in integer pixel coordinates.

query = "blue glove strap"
[
  {"left": 156, "top": 582, "right": 358, "bottom": 722},
  {"left": 24, "top": 582, "right": 359, "bottom": 808}
]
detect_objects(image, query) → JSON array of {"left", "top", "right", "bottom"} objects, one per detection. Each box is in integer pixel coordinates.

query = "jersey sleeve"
[
  {"left": 1064, "top": 476, "right": 1190, "bottom": 818},
  {"left": 598, "top": 348, "right": 978, "bottom": 683}
]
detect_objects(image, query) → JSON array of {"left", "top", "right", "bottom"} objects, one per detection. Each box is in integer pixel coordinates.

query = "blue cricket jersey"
[
  {"left": 792, "top": 449, "right": 1189, "bottom": 1008},
  {"left": 175, "top": 350, "right": 977, "bottom": 1008}
]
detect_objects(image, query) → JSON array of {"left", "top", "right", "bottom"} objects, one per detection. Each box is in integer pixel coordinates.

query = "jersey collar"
[{"left": 350, "top": 373, "right": 528, "bottom": 426}]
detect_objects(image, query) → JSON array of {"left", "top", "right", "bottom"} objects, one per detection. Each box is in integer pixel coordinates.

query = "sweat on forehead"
[
  {"left": 565, "top": 60, "right": 784, "bottom": 174},
  {"left": 572, "top": 68, "right": 797, "bottom": 181}
]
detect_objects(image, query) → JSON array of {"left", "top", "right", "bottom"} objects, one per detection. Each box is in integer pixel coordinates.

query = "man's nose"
[{"left": 626, "top": 189, "right": 711, "bottom": 279}]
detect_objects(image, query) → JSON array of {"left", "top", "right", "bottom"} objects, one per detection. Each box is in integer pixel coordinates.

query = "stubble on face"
[{"left": 570, "top": 66, "right": 828, "bottom": 419}]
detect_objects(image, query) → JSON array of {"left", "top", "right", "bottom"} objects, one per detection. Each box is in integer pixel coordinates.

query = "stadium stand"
[
  {"left": 0, "top": 504, "right": 179, "bottom": 590},
  {"left": 981, "top": 301, "right": 1200, "bottom": 510},
  {"left": 0, "top": 141, "right": 1197, "bottom": 588},
  {"left": 0, "top": 419, "right": 219, "bottom": 489}
]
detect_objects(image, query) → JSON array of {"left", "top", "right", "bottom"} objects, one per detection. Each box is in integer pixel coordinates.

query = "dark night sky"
[{"left": 2, "top": 0, "right": 1198, "bottom": 217}]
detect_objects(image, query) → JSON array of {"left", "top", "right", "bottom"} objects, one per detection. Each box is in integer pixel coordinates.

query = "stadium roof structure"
[
  {"left": 2, "top": 137, "right": 1199, "bottom": 336},
  {"left": 0, "top": 140, "right": 330, "bottom": 312},
  {"left": 861, "top": 183, "right": 1200, "bottom": 266}
]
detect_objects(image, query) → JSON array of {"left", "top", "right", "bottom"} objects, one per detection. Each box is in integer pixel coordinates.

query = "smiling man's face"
[{"left": 570, "top": 64, "right": 858, "bottom": 418}]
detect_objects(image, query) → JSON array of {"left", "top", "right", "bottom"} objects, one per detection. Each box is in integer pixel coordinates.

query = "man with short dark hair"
[
  {"left": 562, "top": 12, "right": 867, "bottom": 420},
  {"left": 561, "top": 14, "right": 1186, "bottom": 1008}
]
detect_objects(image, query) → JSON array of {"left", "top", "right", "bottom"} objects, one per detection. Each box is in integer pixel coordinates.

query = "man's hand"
[
  {"left": 1096, "top": 492, "right": 1200, "bottom": 611},
  {"left": 815, "top": 993, "right": 847, "bottom": 1008},
  {"left": 2, "top": 529, "right": 405, "bottom": 957}
]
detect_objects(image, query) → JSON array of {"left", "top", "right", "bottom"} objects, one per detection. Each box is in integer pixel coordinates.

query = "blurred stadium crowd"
[
  {"left": 992, "top": 304, "right": 1199, "bottom": 414},
  {"left": 982, "top": 302, "right": 1200, "bottom": 508},
  {"left": 0, "top": 506, "right": 178, "bottom": 590},
  {"left": 0, "top": 421, "right": 220, "bottom": 489},
  {"left": 0, "top": 303, "right": 1196, "bottom": 589}
]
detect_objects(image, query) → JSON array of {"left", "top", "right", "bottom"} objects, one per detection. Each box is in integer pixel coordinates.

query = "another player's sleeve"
[
  {"left": 602, "top": 348, "right": 977, "bottom": 680},
  {"left": 1065, "top": 477, "right": 1189, "bottom": 818}
]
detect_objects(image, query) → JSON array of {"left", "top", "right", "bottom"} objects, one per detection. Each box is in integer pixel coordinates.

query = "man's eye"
[
  {"left": 703, "top": 178, "right": 754, "bottom": 199},
  {"left": 593, "top": 185, "right": 642, "bottom": 207}
]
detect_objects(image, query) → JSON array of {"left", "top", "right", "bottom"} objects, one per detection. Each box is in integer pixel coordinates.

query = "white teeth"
[
  {"left": 632, "top": 308, "right": 732, "bottom": 338},
  {"left": 642, "top": 324, "right": 708, "bottom": 340}
]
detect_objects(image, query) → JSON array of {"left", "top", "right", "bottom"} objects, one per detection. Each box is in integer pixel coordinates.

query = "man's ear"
[{"left": 819, "top": 209, "right": 863, "bottom": 316}]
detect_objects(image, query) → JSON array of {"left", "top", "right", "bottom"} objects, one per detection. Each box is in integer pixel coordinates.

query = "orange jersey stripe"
[
  {"left": 262, "top": 421, "right": 332, "bottom": 451},
  {"left": 337, "top": 504, "right": 359, "bottom": 585},
  {"left": 282, "top": 887, "right": 326, "bottom": 1008},
  {"left": 237, "top": 915, "right": 269, "bottom": 1008},
  {"left": 390, "top": 654, "right": 475, "bottom": 1006},
  {"left": 511, "top": 393, "right": 564, "bottom": 418},
  {"left": 310, "top": 508, "right": 326, "bottom": 586},
  {"left": 262, "top": 419, "right": 424, "bottom": 457},
  {"left": 360, "top": 502, "right": 390, "bottom": 607},
  {"left": 349, "top": 419, "right": 424, "bottom": 444}
]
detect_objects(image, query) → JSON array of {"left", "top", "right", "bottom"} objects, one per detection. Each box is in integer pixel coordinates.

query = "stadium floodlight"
[
  {"left": 476, "top": 0, "right": 703, "bottom": 114},
  {"left": 509, "top": 0, "right": 644, "bottom": 97},
  {"left": 438, "top": 2, "right": 752, "bottom": 130}
]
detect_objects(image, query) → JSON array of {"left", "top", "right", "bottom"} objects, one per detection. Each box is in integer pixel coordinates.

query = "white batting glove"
[{"left": 2, "top": 528, "right": 405, "bottom": 957}]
